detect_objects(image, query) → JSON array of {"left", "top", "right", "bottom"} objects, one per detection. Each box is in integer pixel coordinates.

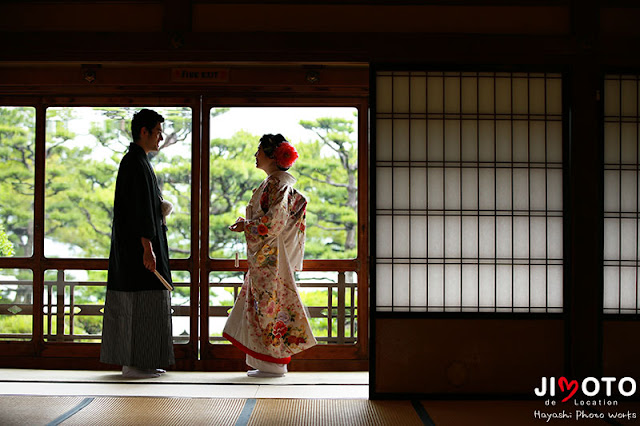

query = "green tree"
[
  {"left": 0, "top": 107, "right": 35, "bottom": 258},
  {"left": 296, "top": 117, "right": 358, "bottom": 259},
  {"left": 0, "top": 225, "right": 13, "bottom": 257}
]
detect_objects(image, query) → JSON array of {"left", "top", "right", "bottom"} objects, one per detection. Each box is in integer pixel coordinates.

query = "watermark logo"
[
  {"left": 533, "top": 377, "right": 638, "bottom": 422},
  {"left": 535, "top": 376, "right": 636, "bottom": 403}
]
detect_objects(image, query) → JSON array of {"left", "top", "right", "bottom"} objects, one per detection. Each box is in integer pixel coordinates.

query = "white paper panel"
[
  {"left": 513, "top": 266, "right": 530, "bottom": 308},
  {"left": 444, "top": 120, "right": 461, "bottom": 161},
  {"left": 410, "top": 264, "right": 427, "bottom": 307},
  {"left": 495, "top": 77, "right": 512, "bottom": 115},
  {"left": 528, "top": 266, "right": 544, "bottom": 307},
  {"left": 461, "top": 265, "right": 479, "bottom": 308},
  {"left": 513, "top": 121, "right": 529, "bottom": 163},
  {"left": 393, "top": 119, "right": 410, "bottom": 161},
  {"left": 546, "top": 78, "right": 562, "bottom": 115},
  {"left": 461, "top": 77, "right": 478, "bottom": 113},
  {"left": 444, "top": 216, "right": 461, "bottom": 258},
  {"left": 428, "top": 168, "right": 444, "bottom": 210},
  {"left": 376, "top": 167, "right": 393, "bottom": 210},
  {"left": 496, "top": 265, "right": 513, "bottom": 308},
  {"left": 461, "top": 120, "right": 478, "bottom": 162},
  {"left": 512, "top": 78, "right": 529, "bottom": 115},
  {"left": 529, "top": 77, "right": 546, "bottom": 115},
  {"left": 496, "top": 216, "right": 513, "bottom": 259},
  {"left": 393, "top": 216, "right": 410, "bottom": 258},
  {"left": 428, "top": 265, "right": 444, "bottom": 309},
  {"left": 428, "top": 216, "right": 444, "bottom": 258},
  {"left": 604, "top": 170, "right": 620, "bottom": 211},
  {"left": 376, "top": 75, "right": 393, "bottom": 113},
  {"left": 547, "top": 169, "right": 563, "bottom": 211},
  {"left": 547, "top": 121, "right": 563, "bottom": 163},
  {"left": 603, "top": 123, "right": 620, "bottom": 165},
  {"left": 530, "top": 121, "right": 546, "bottom": 163},
  {"left": 547, "top": 217, "right": 563, "bottom": 259},
  {"left": 461, "top": 168, "right": 478, "bottom": 210},
  {"left": 513, "top": 168, "right": 529, "bottom": 210},
  {"left": 410, "top": 75, "right": 427, "bottom": 113},
  {"left": 376, "top": 216, "right": 393, "bottom": 258},
  {"left": 376, "top": 264, "right": 393, "bottom": 307},
  {"left": 479, "top": 217, "right": 496, "bottom": 258},
  {"left": 620, "top": 219, "right": 638, "bottom": 260},
  {"left": 444, "top": 168, "right": 461, "bottom": 210},
  {"left": 621, "top": 79, "right": 638, "bottom": 117},
  {"left": 478, "top": 77, "right": 495, "bottom": 114},
  {"left": 375, "top": 71, "right": 564, "bottom": 311},
  {"left": 410, "top": 216, "right": 427, "bottom": 258},
  {"left": 530, "top": 169, "right": 546, "bottom": 211},
  {"left": 393, "top": 264, "right": 410, "bottom": 307},
  {"left": 478, "top": 169, "right": 496, "bottom": 211},
  {"left": 461, "top": 216, "right": 479, "bottom": 258},
  {"left": 603, "top": 266, "right": 620, "bottom": 311},
  {"left": 547, "top": 266, "right": 563, "bottom": 309},
  {"left": 376, "top": 118, "right": 393, "bottom": 161},
  {"left": 410, "top": 119, "right": 427, "bottom": 161},
  {"left": 478, "top": 121, "right": 495, "bottom": 162},
  {"left": 621, "top": 171, "right": 638, "bottom": 212},
  {"left": 621, "top": 123, "right": 638, "bottom": 164},
  {"left": 427, "top": 75, "right": 444, "bottom": 113},
  {"left": 620, "top": 267, "right": 638, "bottom": 311},
  {"left": 393, "top": 76, "right": 410, "bottom": 113},
  {"left": 603, "top": 219, "right": 620, "bottom": 260},
  {"left": 444, "top": 264, "right": 461, "bottom": 307},
  {"left": 530, "top": 217, "right": 547, "bottom": 258},
  {"left": 444, "top": 77, "right": 461, "bottom": 114},
  {"left": 495, "top": 121, "right": 512, "bottom": 162},
  {"left": 410, "top": 167, "right": 427, "bottom": 210},
  {"left": 479, "top": 265, "right": 496, "bottom": 308},
  {"left": 513, "top": 217, "right": 530, "bottom": 258},
  {"left": 392, "top": 167, "right": 410, "bottom": 209},
  {"left": 496, "top": 168, "right": 513, "bottom": 210}
]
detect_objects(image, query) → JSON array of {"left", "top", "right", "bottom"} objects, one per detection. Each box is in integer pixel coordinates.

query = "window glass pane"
[
  {"left": 209, "top": 107, "right": 359, "bottom": 260},
  {"left": 208, "top": 271, "right": 243, "bottom": 343},
  {"left": 43, "top": 269, "right": 106, "bottom": 343},
  {"left": 42, "top": 268, "right": 189, "bottom": 344},
  {"left": 44, "top": 107, "right": 192, "bottom": 259},
  {"left": 0, "top": 107, "right": 35, "bottom": 258},
  {"left": 297, "top": 270, "right": 358, "bottom": 344},
  {"left": 0, "top": 268, "right": 33, "bottom": 341}
]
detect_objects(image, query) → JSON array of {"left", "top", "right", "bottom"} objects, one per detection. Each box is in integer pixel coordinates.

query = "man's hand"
[{"left": 141, "top": 237, "right": 156, "bottom": 271}]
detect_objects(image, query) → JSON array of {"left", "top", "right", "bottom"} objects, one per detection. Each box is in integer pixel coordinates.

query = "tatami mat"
[
  {"left": 248, "top": 399, "right": 424, "bottom": 426},
  {"left": 61, "top": 397, "right": 246, "bottom": 426},
  {"left": 0, "top": 396, "right": 89, "bottom": 426},
  {"left": 0, "top": 396, "right": 426, "bottom": 426}
]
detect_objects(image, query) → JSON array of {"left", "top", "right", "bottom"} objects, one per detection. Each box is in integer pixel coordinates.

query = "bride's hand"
[{"left": 229, "top": 217, "right": 245, "bottom": 232}]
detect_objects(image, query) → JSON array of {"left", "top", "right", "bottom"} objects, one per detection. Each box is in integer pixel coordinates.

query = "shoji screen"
[
  {"left": 604, "top": 74, "right": 640, "bottom": 314},
  {"left": 374, "top": 71, "right": 563, "bottom": 313}
]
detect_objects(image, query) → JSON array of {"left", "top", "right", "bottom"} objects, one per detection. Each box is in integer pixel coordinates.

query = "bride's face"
[{"left": 255, "top": 146, "right": 269, "bottom": 170}]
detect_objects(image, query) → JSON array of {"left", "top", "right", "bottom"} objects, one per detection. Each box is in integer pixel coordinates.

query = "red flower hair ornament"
[{"left": 274, "top": 142, "right": 299, "bottom": 169}]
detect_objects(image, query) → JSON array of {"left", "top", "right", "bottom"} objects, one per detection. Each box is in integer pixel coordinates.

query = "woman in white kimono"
[{"left": 223, "top": 134, "right": 317, "bottom": 377}]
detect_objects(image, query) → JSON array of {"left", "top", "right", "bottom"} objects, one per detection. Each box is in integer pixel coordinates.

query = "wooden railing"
[{"left": 0, "top": 269, "right": 358, "bottom": 345}]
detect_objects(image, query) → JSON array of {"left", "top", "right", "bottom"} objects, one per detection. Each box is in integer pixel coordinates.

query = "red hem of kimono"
[{"left": 223, "top": 332, "right": 292, "bottom": 364}]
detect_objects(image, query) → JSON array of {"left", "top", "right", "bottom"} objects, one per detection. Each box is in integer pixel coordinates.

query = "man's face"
[{"left": 141, "top": 122, "right": 163, "bottom": 153}]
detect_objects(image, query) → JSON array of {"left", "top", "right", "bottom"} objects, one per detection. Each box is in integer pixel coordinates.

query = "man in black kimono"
[{"left": 100, "top": 108, "right": 175, "bottom": 379}]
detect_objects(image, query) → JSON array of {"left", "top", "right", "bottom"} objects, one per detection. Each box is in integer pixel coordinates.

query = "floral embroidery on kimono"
[{"left": 223, "top": 171, "right": 317, "bottom": 364}]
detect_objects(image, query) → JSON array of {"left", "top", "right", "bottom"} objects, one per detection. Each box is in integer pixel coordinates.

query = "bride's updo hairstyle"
[{"left": 259, "top": 133, "right": 299, "bottom": 171}]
